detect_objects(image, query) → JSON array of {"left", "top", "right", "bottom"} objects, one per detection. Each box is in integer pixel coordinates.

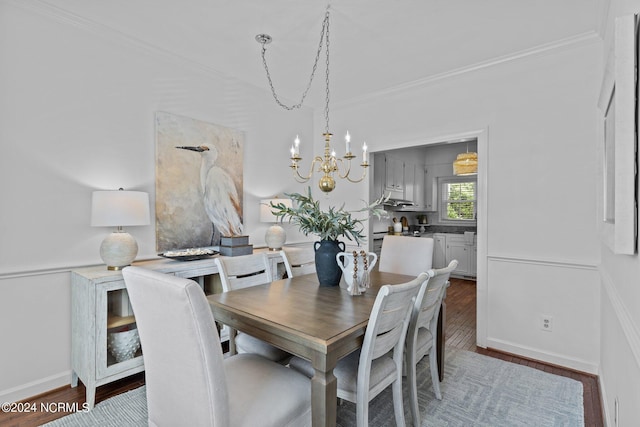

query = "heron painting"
[{"left": 155, "top": 112, "right": 244, "bottom": 251}]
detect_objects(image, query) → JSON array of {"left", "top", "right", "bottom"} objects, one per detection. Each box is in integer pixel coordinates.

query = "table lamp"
[
  {"left": 260, "top": 198, "right": 292, "bottom": 251},
  {"left": 91, "top": 189, "right": 150, "bottom": 270}
]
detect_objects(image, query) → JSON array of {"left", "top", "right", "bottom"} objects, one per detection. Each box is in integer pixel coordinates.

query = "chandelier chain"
[
  {"left": 259, "top": 9, "right": 331, "bottom": 112},
  {"left": 324, "top": 12, "right": 330, "bottom": 134}
]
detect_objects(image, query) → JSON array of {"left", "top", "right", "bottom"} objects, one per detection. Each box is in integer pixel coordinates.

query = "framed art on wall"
[
  {"left": 598, "top": 14, "right": 638, "bottom": 255},
  {"left": 155, "top": 112, "right": 244, "bottom": 252},
  {"left": 603, "top": 85, "right": 615, "bottom": 224}
]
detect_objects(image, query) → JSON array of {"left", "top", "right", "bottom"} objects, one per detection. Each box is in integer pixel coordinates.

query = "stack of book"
[{"left": 218, "top": 235, "right": 253, "bottom": 257}]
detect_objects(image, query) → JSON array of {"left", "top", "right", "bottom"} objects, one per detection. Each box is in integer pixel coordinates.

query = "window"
[{"left": 439, "top": 176, "right": 476, "bottom": 222}]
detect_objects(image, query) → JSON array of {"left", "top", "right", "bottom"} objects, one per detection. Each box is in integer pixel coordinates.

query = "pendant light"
[{"left": 453, "top": 147, "right": 478, "bottom": 176}]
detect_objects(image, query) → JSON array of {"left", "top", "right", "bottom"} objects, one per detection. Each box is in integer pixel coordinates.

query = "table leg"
[
  {"left": 437, "top": 302, "right": 446, "bottom": 382},
  {"left": 311, "top": 356, "right": 338, "bottom": 427}
]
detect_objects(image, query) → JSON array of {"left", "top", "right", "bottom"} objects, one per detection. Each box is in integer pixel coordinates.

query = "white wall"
[
  {"left": 331, "top": 35, "right": 602, "bottom": 373},
  {"left": 597, "top": 0, "right": 640, "bottom": 424},
  {"left": 0, "top": 1, "right": 314, "bottom": 402}
]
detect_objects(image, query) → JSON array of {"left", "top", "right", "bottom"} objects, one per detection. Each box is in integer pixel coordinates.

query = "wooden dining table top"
[{"left": 207, "top": 270, "right": 416, "bottom": 355}]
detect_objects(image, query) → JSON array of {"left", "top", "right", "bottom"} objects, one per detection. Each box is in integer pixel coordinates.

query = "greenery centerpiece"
[{"left": 269, "top": 187, "right": 388, "bottom": 286}]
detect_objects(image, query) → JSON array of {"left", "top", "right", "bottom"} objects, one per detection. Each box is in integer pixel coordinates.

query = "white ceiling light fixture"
[{"left": 256, "top": 6, "right": 369, "bottom": 193}]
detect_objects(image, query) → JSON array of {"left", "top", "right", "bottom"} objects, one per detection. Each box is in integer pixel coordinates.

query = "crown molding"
[{"left": 335, "top": 31, "right": 601, "bottom": 109}]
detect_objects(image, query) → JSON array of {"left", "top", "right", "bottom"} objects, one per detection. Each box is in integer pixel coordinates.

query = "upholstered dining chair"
[
  {"left": 406, "top": 260, "right": 458, "bottom": 427},
  {"left": 214, "top": 254, "right": 291, "bottom": 363},
  {"left": 122, "top": 266, "right": 311, "bottom": 427},
  {"left": 280, "top": 246, "right": 316, "bottom": 278},
  {"left": 289, "top": 273, "right": 428, "bottom": 427},
  {"left": 378, "top": 235, "right": 434, "bottom": 277}
]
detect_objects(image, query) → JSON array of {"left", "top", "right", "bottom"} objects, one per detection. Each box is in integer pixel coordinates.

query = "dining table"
[{"left": 208, "top": 270, "right": 434, "bottom": 427}]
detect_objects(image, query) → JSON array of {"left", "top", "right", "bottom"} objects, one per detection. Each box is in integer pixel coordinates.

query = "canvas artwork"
[
  {"left": 155, "top": 111, "right": 244, "bottom": 252},
  {"left": 597, "top": 14, "right": 638, "bottom": 254}
]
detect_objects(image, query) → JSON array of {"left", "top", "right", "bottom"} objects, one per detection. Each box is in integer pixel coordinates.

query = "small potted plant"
[{"left": 269, "top": 187, "right": 388, "bottom": 286}]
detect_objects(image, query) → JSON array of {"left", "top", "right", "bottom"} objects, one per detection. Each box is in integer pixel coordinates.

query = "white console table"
[{"left": 71, "top": 251, "right": 283, "bottom": 409}]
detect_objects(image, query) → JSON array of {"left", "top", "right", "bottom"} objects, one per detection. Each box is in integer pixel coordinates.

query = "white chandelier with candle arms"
[{"left": 256, "top": 6, "right": 368, "bottom": 193}]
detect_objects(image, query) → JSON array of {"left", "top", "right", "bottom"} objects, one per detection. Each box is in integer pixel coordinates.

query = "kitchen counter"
[
  {"left": 419, "top": 225, "right": 477, "bottom": 234},
  {"left": 373, "top": 228, "right": 476, "bottom": 240}
]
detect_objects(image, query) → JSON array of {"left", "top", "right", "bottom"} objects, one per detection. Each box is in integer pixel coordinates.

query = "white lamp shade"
[
  {"left": 260, "top": 198, "right": 292, "bottom": 223},
  {"left": 91, "top": 190, "right": 150, "bottom": 227}
]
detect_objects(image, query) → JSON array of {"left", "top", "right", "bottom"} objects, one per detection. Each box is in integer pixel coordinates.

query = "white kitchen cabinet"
[
  {"left": 446, "top": 238, "right": 471, "bottom": 276},
  {"left": 404, "top": 162, "right": 415, "bottom": 203},
  {"left": 424, "top": 163, "right": 451, "bottom": 212},
  {"left": 376, "top": 155, "right": 426, "bottom": 208},
  {"left": 424, "top": 167, "right": 436, "bottom": 211},
  {"left": 384, "top": 155, "right": 405, "bottom": 199},
  {"left": 373, "top": 153, "right": 385, "bottom": 199},
  {"left": 404, "top": 162, "right": 426, "bottom": 208},
  {"left": 471, "top": 244, "right": 477, "bottom": 276},
  {"left": 432, "top": 233, "right": 446, "bottom": 269},
  {"left": 445, "top": 234, "right": 477, "bottom": 278}
]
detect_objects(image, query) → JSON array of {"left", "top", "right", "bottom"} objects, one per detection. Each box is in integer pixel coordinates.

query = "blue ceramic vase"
[{"left": 314, "top": 239, "right": 346, "bottom": 287}]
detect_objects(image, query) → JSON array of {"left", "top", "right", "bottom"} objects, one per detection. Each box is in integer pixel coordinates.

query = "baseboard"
[
  {"left": 450, "top": 274, "right": 476, "bottom": 281},
  {"left": 0, "top": 371, "right": 70, "bottom": 404},
  {"left": 486, "top": 337, "right": 599, "bottom": 375}
]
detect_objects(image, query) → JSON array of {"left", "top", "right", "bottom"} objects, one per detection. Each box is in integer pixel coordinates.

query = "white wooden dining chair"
[
  {"left": 122, "top": 266, "right": 311, "bottom": 427},
  {"left": 406, "top": 260, "right": 457, "bottom": 427},
  {"left": 215, "top": 254, "right": 291, "bottom": 363},
  {"left": 378, "top": 235, "right": 434, "bottom": 277},
  {"left": 280, "top": 246, "right": 316, "bottom": 278},
  {"left": 289, "top": 273, "right": 428, "bottom": 427}
]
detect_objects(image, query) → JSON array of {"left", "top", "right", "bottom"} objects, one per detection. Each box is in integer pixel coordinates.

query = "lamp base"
[
  {"left": 100, "top": 231, "right": 138, "bottom": 270},
  {"left": 265, "top": 225, "right": 286, "bottom": 251}
]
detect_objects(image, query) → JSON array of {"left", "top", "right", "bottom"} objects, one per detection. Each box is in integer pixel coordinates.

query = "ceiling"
[{"left": 40, "top": 0, "right": 603, "bottom": 107}]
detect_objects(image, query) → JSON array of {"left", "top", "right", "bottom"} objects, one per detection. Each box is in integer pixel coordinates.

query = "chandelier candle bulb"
[
  {"left": 362, "top": 142, "right": 368, "bottom": 163},
  {"left": 345, "top": 131, "right": 351, "bottom": 153},
  {"left": 294, "top": 135, "right": 300, "bottom": 155}
]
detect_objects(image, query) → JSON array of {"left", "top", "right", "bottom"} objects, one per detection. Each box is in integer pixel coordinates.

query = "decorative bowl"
[
  {"left": 159, "top": 248, "right": 219, "bottom": 261},
  {"left": 107, "top": 328, "right": 141, "bottom": 363}
]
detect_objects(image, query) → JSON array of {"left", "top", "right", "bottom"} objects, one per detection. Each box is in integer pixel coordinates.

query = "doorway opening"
[{"left": 367, "top": 128, "right": 487, "bottom": 347}]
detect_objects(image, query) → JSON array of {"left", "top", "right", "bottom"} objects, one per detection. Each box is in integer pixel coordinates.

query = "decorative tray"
[{"left": 159, "top": 248, "right": 219, "bottom": 261}]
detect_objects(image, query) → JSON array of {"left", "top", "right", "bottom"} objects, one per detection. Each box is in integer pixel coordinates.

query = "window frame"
[{"left": 438, "top": 175, "right": 477, "bottom": 224}]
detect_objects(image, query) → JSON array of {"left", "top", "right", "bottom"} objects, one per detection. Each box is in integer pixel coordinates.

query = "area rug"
[{"left": 42, "top": 348, "right": 583, "bottom": 427}]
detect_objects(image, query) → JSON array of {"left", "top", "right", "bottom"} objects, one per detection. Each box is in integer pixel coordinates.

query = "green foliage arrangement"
[{"left": 269, "top": 187, "right": 388, "bottom": 245}]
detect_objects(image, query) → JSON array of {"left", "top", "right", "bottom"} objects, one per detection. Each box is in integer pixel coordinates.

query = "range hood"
[{"left": 383, "top": 198, "right": 417, "bottom": 208}]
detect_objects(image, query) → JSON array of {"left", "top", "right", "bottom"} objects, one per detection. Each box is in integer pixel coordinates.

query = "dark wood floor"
[{"left": 0, "top": 278, "right": 603, "bottom": 427}]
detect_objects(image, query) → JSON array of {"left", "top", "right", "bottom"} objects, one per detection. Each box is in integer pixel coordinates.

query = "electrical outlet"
[{"left": 539, "top": 315, "right": 553, "bottom": 332}]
